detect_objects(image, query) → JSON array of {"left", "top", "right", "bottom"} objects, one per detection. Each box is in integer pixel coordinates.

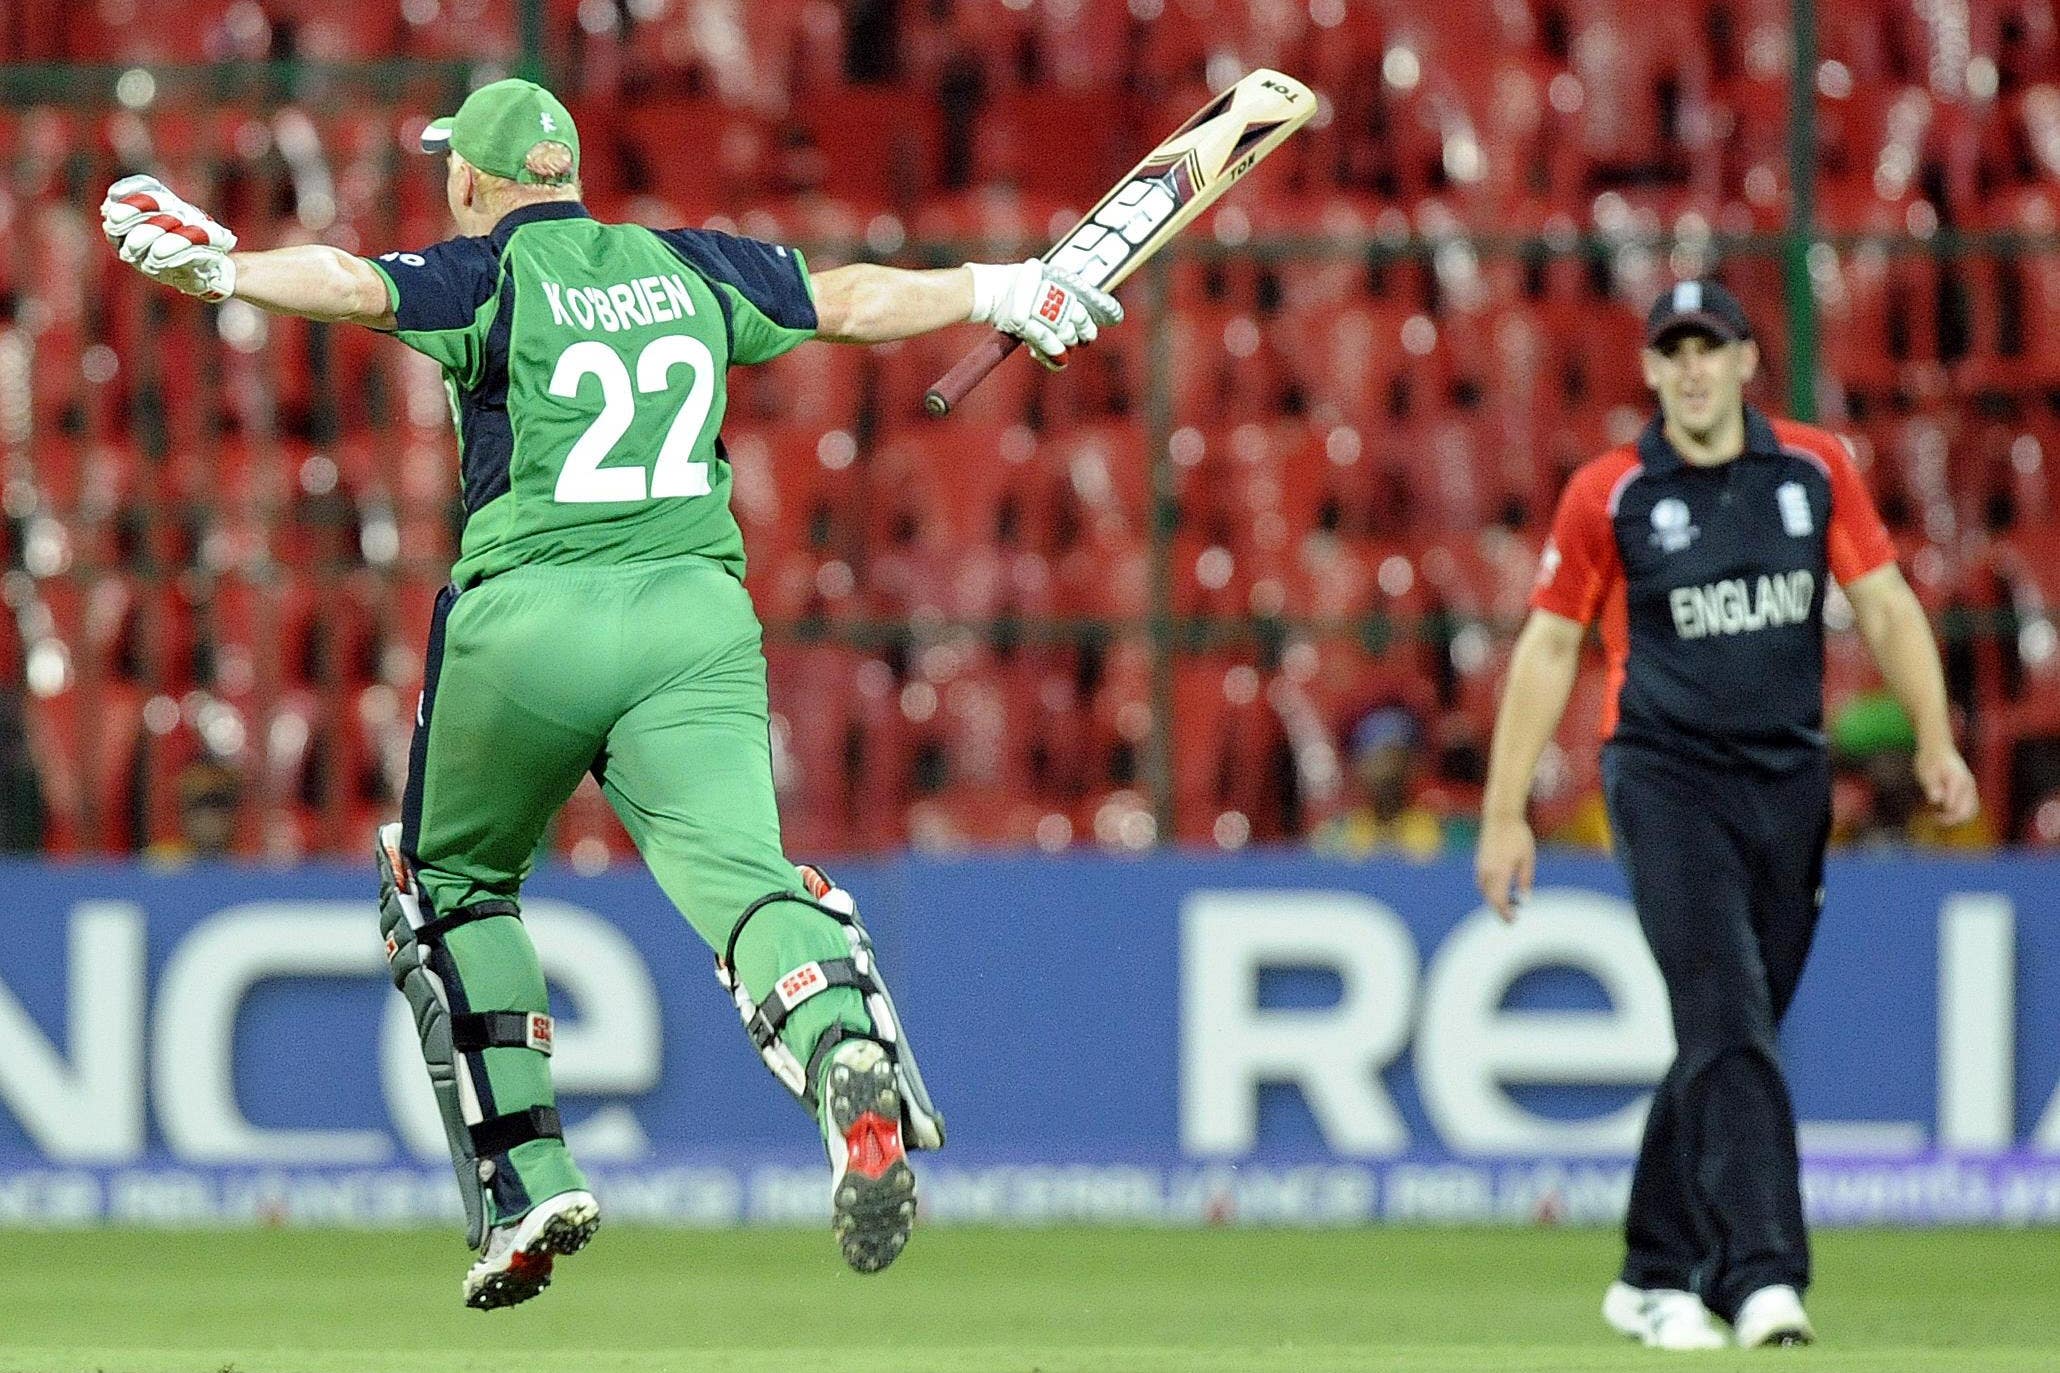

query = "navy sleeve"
[
  {"left": 363, "top": 236, "right": 501, "bottom": 335},
  {"left": 650, "top": 227, "right": 818, "bottom": 333}
]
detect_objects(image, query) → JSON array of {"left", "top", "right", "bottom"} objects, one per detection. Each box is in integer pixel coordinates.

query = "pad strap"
[
  {"left": 416, "top": 898, "right": 521, "bottom": 946},
  {"left": 801, "top": 1023, "right": 863, "bottom": 1111},
  {"left": 451, "top": 1010, "right": 555, "bottom": 1056},
  {"left": 724, "top": 891, "right": 851, "bottom": 972},
  {"left": 468, "top": 1105, "right": 562, "bottom": 1158},
  {"left": 745, "top": 957, "right": 866, "bottom": 1049}
]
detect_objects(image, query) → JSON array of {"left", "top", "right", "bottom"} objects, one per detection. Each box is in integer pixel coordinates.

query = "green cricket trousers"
[{"left": 401, "top": 553, "right": 867, "bottom": 1224}]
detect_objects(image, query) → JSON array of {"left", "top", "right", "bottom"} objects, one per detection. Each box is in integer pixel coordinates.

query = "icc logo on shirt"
[{"left": 1649, "top": 497, "right": 1699, "bottom": 553}]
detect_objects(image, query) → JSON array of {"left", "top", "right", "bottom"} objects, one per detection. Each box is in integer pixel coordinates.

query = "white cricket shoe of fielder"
[
  {"left": 821, "top": 1037, "right": 917, "bottom": 1274},
  {"left": 1733, "top": 1284, "right": 1815, "bottom": 1348},
  {"left": 1603, "top": 1280, "right": 1649, "bottom": 1339},
  {"left": 462, "top": 1188, "right": 600, "bottom": 1310},
  {"left": 1605, "top": 1283, "right": 1727, "bottom": 1350},
  {"left": 1642, "top": 1290, "right": 1729, "bottom": 1350}
]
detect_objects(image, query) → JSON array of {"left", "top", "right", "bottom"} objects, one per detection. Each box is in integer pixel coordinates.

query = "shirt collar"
[
  {"left": 1742, "top": 406, "right": 1781, "bottom": 456},
  {"left": 490, "top": 200, "right": 591, "bottom": 250},
  {"left": 1637, "top": 405, "right": 1782, "bottom": 475}
]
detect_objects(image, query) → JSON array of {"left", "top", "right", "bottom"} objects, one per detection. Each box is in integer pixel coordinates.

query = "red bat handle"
[{"left": 923, "top": 332, "right": 1022, "bottom": 418}]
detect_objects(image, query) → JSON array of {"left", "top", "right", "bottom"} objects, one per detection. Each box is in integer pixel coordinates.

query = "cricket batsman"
[{"left": 99, "top": 78, "right": 1121, "bottom": 1308}]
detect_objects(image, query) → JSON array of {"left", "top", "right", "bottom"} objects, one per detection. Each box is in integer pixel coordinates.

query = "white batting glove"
[
  {"left": 100, "top": 175, "right": 239, "bottom": 302},
  {"left": 969, "top": 258, "right": 1123, "bottom": 366}
]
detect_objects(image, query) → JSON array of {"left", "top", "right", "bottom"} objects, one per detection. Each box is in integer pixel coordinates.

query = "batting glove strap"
[
  {"left": 965, "top": 261, "right": 1017, "bottom": 326},
  {"left": 146, "top": 249, "right": 237, "bottom": 303}
]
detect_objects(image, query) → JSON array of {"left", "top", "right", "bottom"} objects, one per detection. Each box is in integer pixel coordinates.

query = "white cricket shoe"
[
  {"left": 462, "top": 1188, "right": 601, "bottom": 1310},
  {"left": 1643, "top": 1290, "right": 1729, "bottom": 1350},
  {"left": 821, "top": 1037, "right": 917, "bottom": 1274},
  {"left": 1603, "top": 1280, "right": 1649, "bottom": 1339},
  {"left": 1734, "top": 1284, "right": 1815, "bottom": 1348},
  {"left": 1605, "top": 1282, "right": 1727, "bottom": 1350}
]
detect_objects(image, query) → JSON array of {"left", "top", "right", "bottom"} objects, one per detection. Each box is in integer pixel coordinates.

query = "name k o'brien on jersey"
[
  {"left": 541, "top": 274, "right": 699, "bottom": 335},
  {"left": 1669, "top": 570, "right": 1816, "bottom": 641}
]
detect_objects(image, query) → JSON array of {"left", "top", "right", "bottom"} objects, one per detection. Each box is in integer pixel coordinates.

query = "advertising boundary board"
[{"left": 0, "top": 853, "right": 2051, "bottom": 1227}]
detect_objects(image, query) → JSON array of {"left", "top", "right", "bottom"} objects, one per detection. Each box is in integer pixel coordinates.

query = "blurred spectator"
[
  {"left": 146, "top": 757, "right": 242, "bottom": 864},
  {"left": 1311, "top": 706, "right": 1447, "bottom": 860},
  {"left": 1421, "top": 712, "right": 1488, "bottom": 848},
  {"left": 1831, "top": 692, "right": 1995, "bottom": 850}
]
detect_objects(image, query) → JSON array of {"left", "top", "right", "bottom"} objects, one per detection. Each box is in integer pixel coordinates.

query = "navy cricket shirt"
[{"left": 1531, "top": 407, "right": 1898, "bottom": 771}]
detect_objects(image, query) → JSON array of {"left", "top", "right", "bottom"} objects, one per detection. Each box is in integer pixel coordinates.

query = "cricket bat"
[{"left": 923, "top": 68, "right": 1317, "bottom": 417}]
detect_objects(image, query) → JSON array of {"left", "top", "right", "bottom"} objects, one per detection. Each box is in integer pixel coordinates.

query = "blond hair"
[
  {"left": 463, "top": 141, "right": 580, "bottom": 211},
  {"left": 521, "top": 141, "right": 576, "bottom": 186}
]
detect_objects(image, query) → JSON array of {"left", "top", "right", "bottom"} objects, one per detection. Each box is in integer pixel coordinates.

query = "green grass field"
[{"left": 0, "top": 1226, "right": 2050, "bottom": 1373}]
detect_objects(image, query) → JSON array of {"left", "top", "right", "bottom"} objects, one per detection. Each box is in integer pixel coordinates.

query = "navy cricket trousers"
[{"left": 1602, "top": 740, "right": 1831, "bottom": 1323}]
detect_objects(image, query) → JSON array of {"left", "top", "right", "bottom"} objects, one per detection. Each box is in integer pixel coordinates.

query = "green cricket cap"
[{"left": 419, "top": 78, "right": 579, "bottom": 184}]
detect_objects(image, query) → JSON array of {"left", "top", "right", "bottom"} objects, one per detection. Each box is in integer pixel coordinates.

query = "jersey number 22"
[{"left": 550, "top": 336, "right": 715, "bottom": 503}]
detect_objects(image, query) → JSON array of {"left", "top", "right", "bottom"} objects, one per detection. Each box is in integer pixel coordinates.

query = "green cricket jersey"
[{"left": 363, "top": 203, "right": 817, "bottom": 586}]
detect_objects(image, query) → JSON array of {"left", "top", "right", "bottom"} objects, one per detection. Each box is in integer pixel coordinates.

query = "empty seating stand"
[{"left": 0, "top": 0, "right": 2041, "bottom": 853}]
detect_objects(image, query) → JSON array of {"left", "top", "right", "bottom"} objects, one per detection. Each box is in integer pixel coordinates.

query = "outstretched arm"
[
  {"left": 810, "top": 264, "right": 975, "bottom": 344},
  {"left": 809, "top": 259, "right": 1121, "bottom": 357},
  {"left": 229, "top": 245, "right": 396, "bottom": 329},
  {"left": 103, "top": 175, "right": 395, "bottom": 328}
]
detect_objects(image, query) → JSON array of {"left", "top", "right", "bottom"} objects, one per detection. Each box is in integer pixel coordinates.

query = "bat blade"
[{"left": 924, "top": 69, "right": 1316, "bottom": 418}]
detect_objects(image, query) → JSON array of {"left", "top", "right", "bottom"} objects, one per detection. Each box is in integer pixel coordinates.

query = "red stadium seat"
[
  {"left": 610, "top": 100, "right": 765, "bottom": 212},
  {"left": 5, "top": 3, "right": 2051, "bottom": 853},
  {"left": 25, "top": 679, "right": 147, "bottom": 854},
  {"left": 799, "top": 87, "right": 943, "bottom": 207},
  {"left": 394, "top": 0, "right": 515, "bottom": 61},
  {"left": 1169, "top": 653, "right": 1291, "bottom": 843},
  {"left": 731, "top": 335, "right": 863, "bottom": 429},
  {"left": 967, "top": 86, "right": 1129, "bottom": 208}
]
